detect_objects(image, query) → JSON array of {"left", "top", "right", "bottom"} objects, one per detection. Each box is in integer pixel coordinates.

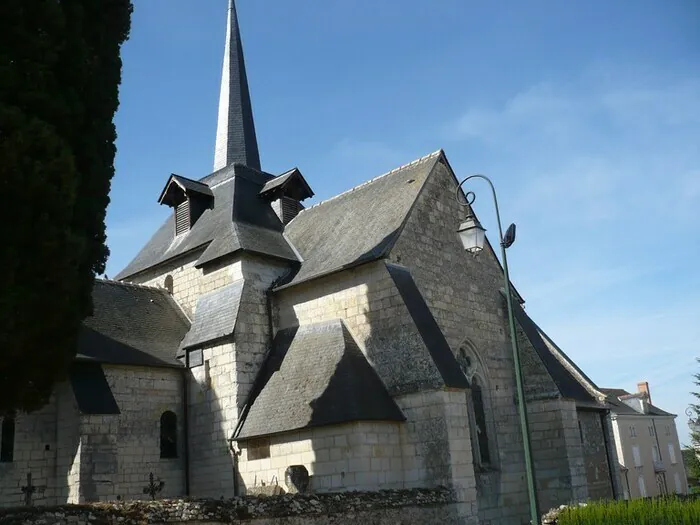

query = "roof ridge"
[
  {"left": 97, "top": 278, "right": 164, "bottom": 293},
  {"left": 291, "top": 150, "right": 443, "bottom": 219}
]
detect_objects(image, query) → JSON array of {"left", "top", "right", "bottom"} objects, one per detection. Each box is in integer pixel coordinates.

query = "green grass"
[{"left": 556, "top": 497, "right": 700, "bottom": 525}]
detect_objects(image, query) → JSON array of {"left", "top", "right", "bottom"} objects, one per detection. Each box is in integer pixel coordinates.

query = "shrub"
[{"left": 557, "top": 497, "right": 700, "bottom": 525}]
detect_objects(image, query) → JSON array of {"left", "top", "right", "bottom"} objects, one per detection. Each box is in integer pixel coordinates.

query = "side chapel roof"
[
  {"left": 235, "top": 320, "right": 405, "bottom": 440},
  {"left": 77, "top": 279, "right": 190, "bottom": 368}
]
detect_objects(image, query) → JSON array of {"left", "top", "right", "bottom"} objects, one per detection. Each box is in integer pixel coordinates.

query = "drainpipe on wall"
[
  {"left": 600, "top": 411, "right": 618, "bottom": 499},
  {"left": 651, "top": 418, "right": 668, "bottom": 495}
]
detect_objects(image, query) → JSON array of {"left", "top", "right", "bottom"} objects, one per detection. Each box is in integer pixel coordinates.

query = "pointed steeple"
[{"left": 213, "top": 0, "right": 261, "bottom": 172}]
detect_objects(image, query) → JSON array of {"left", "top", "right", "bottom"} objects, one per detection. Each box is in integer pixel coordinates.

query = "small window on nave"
[
  {"left": 471, "top": 377, "right": 491, "bottom": 464},
  {"left": 247, "top": 438, "right": 271, "bottom": 461},
  {"left": 0, "top": 416, "right": 15, "bottom": 462},
  {"left": 457, "top": 343, "right": 496, "bottom": 469},
  {"left": 160, "top": 411, "right": 178, "bottom": 459},
  {"left": 164, "top": 275, "right": 174, "bottom": 295}
]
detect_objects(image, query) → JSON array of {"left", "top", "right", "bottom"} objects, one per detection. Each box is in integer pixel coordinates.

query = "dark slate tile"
[
  {"left": 235, "top": 320, "right": 405, "bottom": 440},
  {"left": 278, "top": 152, "right": 443, "bottom": 289},
  {"left": 115, "top": 164, "right": 298, "bottom": 280},
  {"left": 78, "top": 280, "right": 190, "bottom": 368},
  {"left": 180, "top": 280, "right": 245, "bottom": 350}
]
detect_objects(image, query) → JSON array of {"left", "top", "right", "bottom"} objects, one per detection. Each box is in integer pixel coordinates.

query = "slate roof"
[
  {"left": 158, "top": 174, "right": 214, "bottom": 204},
  {"left": 180, "top": 280, "right": 244, "bottom": 351},
  {"left": 259, "top": 168, "right": 314, "bottom": 201},
  {"left": 509, "top": 295, "right": 598, "bottom": 404},
  {"left": 77, "top": 280, "right": 190, "bottom": 368},
  {"left": 235, "top": 320, "right": 405, "bottom": 440},
  {"left": 115, "top": 164, "right": 299, "bottom": 280},
  {"left": 278, "top": 151, "right": 443, "bottom": 289},
  {"left": 600, "top": 388, "right": 675, "bottom": 416},
  {"left": 213, "top": 0, "right": 260, "bottom": 171}
]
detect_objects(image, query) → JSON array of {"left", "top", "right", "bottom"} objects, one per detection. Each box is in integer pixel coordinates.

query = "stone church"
[{"left": 0, "top": 2, "right": 623, "bottom": 523}]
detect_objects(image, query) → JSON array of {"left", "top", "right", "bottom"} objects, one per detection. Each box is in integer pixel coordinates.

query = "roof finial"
[{"left": 213, "top": 0, "right": 261, "bottom": 171}]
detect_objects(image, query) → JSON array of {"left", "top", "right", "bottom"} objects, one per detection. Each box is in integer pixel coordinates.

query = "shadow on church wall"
[{"left": 186, "top": 349, "right": 244, "bottom": 499}]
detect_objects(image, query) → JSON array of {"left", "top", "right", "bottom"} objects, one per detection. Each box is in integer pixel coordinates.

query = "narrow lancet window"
[
  {"left": 160, "top": 411, "right": 178, "bottom": 459},
  {"left": 1, "top": 416, "right": 15, "bottom": 462},
  {"left": 471, "top": 378, "right": 491, "bottom": 464}
]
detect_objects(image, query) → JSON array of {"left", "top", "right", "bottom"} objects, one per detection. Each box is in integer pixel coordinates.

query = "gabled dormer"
[
  {"left": 259, "top": 168, "right": 314, "bottom": 225},
  {"left": 158, "top": 174, "right": 214, "bottom": 236}
]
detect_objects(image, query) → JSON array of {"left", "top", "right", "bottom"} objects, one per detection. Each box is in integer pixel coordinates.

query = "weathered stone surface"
[{"left": 0, "top": 488, "right": 458, "bottom": 525}]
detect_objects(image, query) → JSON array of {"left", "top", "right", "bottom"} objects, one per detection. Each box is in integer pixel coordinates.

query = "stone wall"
[
  {"left": 388, "top": 158, "right": 531, "bottom": 524},
  {"left": 274, "top": 261, "right": 476, "bottom": 519},
  {"left": 0, "top": 366, "right": 185, "bottom": 508},
  {"left": 186, "top": 340, "right": 237, "bottom": 499},
  {"left": 275, "top": 260, "right": 444, "bottom": 395},
  {"left": 527, "top": 399, "right": 588, "bottom": 510},
  {"left": 153, "top": 252, "right": 290, "bottom": 499},
  {"left": 0, "top": 392, "right": 59, "bottom": 507},
  {"left": 577, "top": 410, "right": 614, "bottom": 500},
  {"left": 239, "top": 421, "right": 404, "bottom": 493},
  {"left": 0, "top": 488, "right": 461, "bottom": 525},
  {"left": 99, "top": 365, "right": 186, "bottom": 501}
]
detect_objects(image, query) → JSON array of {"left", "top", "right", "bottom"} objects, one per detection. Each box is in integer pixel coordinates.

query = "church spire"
[{"left": 213, "top": 0, "right": 261, "bottom": 172}]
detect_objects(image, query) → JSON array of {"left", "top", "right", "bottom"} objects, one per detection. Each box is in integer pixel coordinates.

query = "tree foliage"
[
  {"left": 0, "top": 0, "right": 133, "bottom": 414},
  {"left": 688, "top": 358, "right": 700, "bottom": 482}
]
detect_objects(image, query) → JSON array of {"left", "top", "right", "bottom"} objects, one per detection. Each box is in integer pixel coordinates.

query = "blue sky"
[{"left": 108, "top": 1, "right": 700, "bottom": 442}]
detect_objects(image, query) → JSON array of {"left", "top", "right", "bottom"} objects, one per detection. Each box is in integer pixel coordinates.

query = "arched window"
[
  {"left": 471, "top": 377, "right": 490, "bottom": 464},
  {"left": 164, "top": 275, "right": 174, "bottom": 295},
  {"left": 160, "top": 411, "right": 177, "bottom": 459},
  {"left": 457, "top": 343, "right": 495, "bottom": 468},
  {"left": 1, "top": 416, "right": 15, "bottom": 462}
]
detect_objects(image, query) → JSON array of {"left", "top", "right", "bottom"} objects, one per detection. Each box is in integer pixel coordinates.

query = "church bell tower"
[{"left": 213, "top": 0, "right": 261, "bottom": 171}]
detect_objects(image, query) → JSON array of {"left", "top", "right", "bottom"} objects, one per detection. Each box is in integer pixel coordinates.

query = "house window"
[
  {"left": 160, "top": 411, "right": 178, "bottom": 459},
  {"left": 630, "top": 426, "right": 637, "bottom": 438},
  {"left": 652, "top": 445, "right": 660, "bottom": 462},
  {"left": 247, "top": 438, "right": 270, "bottom": 460},
  {"left": 638, "top": 475, "right": 647, "bottom": 497},
  {"left": 633, "top": 445, "right": 642, "bottom": 467},
  {"left": 0, "top": 417, "right": 15, "bottom": 462},
  {"left": 674, "top": 472, "right": 682, "bottom": 493},
  {"left": 175, "top": 200, "right": 190, "bottom": 236},
  {"left": 668, "top": 443, "right": 677, "bottom": 464},
  {"left": 578, "top": 420, "right": 584, "bottom": 443}
]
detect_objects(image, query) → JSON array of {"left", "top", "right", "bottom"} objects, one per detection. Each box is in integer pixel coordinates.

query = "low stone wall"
[{"left": 0, "top": 488, "right": 463, "bottom": 525}]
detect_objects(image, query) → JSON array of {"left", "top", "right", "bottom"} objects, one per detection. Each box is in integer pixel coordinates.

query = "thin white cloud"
[{"left": 448, "top": 67, "right": 700, "bottom": 443}]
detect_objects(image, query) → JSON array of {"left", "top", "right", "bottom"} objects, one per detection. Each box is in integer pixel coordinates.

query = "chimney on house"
[{"left": 637, "top": 381, "right": 651, "bottom": 404}]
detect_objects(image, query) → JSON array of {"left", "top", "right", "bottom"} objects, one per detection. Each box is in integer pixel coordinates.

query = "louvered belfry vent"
[
  {"left": 159, "top": 174, "right": 213, "bottom": 237},
  {"left": 175, "top": 200, "right": 190, "bottom": 236},
  {"left": 281, "top": 197, "right": 303, "bottom": 224}
]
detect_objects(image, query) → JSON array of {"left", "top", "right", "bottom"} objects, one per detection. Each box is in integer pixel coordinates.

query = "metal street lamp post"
[{"left": 456, "top": 174, "right": 540, "bottom": 525}]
